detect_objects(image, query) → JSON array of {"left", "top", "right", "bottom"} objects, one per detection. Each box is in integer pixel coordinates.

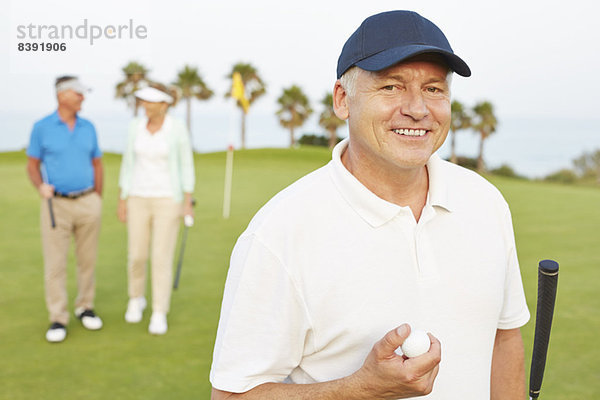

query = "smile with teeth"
[{"left": 393, "top": 128, "right": 427, "bottom": 137}]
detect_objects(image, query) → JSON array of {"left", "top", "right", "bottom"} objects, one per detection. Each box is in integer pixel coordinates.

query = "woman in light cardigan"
[{"left": 117, "top": 85, "right": 195, "bottom": 335}]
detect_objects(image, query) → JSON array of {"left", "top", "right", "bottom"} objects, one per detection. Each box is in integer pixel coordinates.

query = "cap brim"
[
  {"left": 72, "top": 84, "right": 91, "bottom": 94},
  {"left": 355, "top": 45, "right": 471, "bottom": 77},
  {"left": 56, "top": 80, "right": 91, "bottom": 94},
  {"left": 135, "top": 87, "right": 173, "bottom": 104}
]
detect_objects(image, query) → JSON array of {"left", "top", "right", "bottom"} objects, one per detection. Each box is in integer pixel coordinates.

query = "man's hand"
[
  {"left": 117, "top": 199, "right": 127, "bottom": 223},
  {"left": 211, "top": 324, "right": 441, "bottom": 400},
  {"left": 26, "top": 157, "right": 54, "bottom": 198},
  {"left": 352, "top": 324, "right": 441, "bottom": 399},
  {"left": 92, "top": 157, "right": 103, "bottom": 197},
  {"left": 38, "top": 183, "right": 55, "bottom": 199}
]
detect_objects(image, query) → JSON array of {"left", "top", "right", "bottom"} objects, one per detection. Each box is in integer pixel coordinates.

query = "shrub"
[
  {"left": 544, "top": 169, "right": 577, "bottom": 184},
  {"left": 298, "top": 134, "right": 342, "bottom": 147},
  {"left": 490, "top": 164, "right": 525, "bottom": 179},
  {"left": 453, "top": 156, "right": 478, "bottom": 171}
]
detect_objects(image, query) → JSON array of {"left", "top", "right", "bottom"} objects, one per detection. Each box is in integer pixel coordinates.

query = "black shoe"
[{"left": 46, "top": 322, "right": 67, "bottom": 342}]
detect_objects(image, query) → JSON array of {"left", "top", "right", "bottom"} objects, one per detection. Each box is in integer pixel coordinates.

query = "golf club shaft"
[
  {"left": 173, "top": 199, "right": 195, "bottom": 290},
  {"left": 41, "top": 164, "right": 56, "bottom": 229},
  {"left": 529, "top": 259, "right": 559, "bottom": 399},
  {"left": 47, "top": 198, "right": 56, "bottom": 229},
  {"left": 173, "top": 226, "right": 188, "bottom": 289}
]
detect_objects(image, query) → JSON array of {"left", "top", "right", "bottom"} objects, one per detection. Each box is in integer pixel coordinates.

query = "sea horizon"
[{"left": 2, "top": 109, "right": 599, "bottom": 180}]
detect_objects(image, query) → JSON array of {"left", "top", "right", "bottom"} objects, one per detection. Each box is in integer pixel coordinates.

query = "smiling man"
[
  {"left": 210, "top": 11, "right": 529, "bottom": 399},
  {"left": 336, "top": 54, "right": 453, "bottom": 222}
]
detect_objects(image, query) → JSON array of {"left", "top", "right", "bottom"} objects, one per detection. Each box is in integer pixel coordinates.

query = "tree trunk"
[
  {"left": 134, "top": 98, "right": 140, "bottom": 117},
  {"left": 186, "top": 97, "right": 192, "bottom": 135},
  {"left": 450, "top": 130, "right": 457, "bottom": 164},
  {"left": 241, "top": 110, "right": 247, "bottom": 149},
  {"left": 477, "top": 131, "right": 486, "bottom": 173},
  {"left": 290, "top": 109, "right": 297, "bottom": 148},
  {"left": 290, "top": 126, "right": 295, "bottom": 148},
  {"left": 328, "top": 128, "right": 336, "bottom": 150}
]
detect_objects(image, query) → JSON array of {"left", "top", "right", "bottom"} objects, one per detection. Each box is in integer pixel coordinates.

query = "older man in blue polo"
[
  {"left": 27, "top": 76, "right": 104, "bottom": 343},
  {"left": 210, "top": 11, "right": 530, "bottom": 399}
]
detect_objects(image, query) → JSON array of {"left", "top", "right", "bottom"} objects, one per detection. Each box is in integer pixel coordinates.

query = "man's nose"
[{"left": 399, "top": 89, "right": 428, "bottom": 120}]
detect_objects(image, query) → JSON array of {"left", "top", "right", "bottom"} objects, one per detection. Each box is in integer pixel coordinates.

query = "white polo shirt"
[
  {"left": 129, "top": 117, "right": 173, "bottom": 198},
  {"left": 210, "top": 139, "right": 530, "bottom": 398}
]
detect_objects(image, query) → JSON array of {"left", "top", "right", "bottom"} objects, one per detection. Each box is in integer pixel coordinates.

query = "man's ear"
[{"left": 332, "top": 81, "right": 349, "bottom": 120}]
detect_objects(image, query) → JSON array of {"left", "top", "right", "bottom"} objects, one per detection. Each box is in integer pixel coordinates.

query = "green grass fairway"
[{"left": 1, "top": 148, "right": 598, "bottom": 399}]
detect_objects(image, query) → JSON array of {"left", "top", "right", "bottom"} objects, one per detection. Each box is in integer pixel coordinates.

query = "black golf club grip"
[{"left": 529, "top": 259, "right": 559, "bottom": 399}]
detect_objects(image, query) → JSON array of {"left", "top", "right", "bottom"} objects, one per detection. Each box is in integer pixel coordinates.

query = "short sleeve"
[
  {"left": 27, "top": 123, "right": 42, "bottom": 159},
  {"left": 210, "top": 233, "right": 311, "bottom": 393},
  {"left": 90, "top": 123, "right": 102, "bottom": 159},
  {"left": 498, "top": 209, "right": 530, "bottom": 329}
]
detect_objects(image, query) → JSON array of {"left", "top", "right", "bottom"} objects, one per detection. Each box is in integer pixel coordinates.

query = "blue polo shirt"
[{"left": 27, "top": 111, "right": 102, "bottom": 193}]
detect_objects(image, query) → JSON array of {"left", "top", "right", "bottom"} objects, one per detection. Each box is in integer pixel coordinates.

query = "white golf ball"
[
  {"left": 400, "top": 329, "right": 431, "bottom": 358},
  {"left": 184, "top": 215, "right": 194, "bottom": 227}
]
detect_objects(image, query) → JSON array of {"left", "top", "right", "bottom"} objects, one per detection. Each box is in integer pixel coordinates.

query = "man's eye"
[{"left": 382, "top": 85, "right": 395, "bottom": 91}]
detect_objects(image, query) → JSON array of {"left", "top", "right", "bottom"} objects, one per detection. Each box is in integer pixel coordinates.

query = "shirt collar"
[
  {"left": 52, "top": 110, "right": 80, "bottom": 127},
  {"left": 50, "top": 111, "right": 61, "bottom": 123},
  {"left": 139, "top": 113, "right": 172, "bottom": 133},
  {"left": 328, "top": 138, "right": 453, "bottom": 228},
  {"left": 426, "top": 151, "right": 453, "bottom": 213}
]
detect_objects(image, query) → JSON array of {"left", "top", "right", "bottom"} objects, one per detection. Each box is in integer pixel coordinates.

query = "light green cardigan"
[{"left": 118, "top": 115, "right": 195, "bottom": 203}]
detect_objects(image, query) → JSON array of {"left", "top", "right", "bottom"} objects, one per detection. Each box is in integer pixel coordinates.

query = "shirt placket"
[
  {"left": 398, "top": 204, "right": 439, "bottom": 282},
  {"left": 415, "top": 204, "right": 439, "bottom": 283}
]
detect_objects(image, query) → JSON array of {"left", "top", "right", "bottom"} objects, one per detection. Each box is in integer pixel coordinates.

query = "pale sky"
[
  {"left": 1, "top": 0, "right": 599, "bottom": 168},
  {"left": 2, "top": 0, "right": 598, "bottom": 115}
]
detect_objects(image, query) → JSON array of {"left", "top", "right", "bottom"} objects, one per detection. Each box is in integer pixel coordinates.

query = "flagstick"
[
  {"left": 223, "top": 72, "right": 248, "bottom": 219},
  {"left": 222, "top": 98, "right": 237, "bottom": 219},
  {"left": 222, "top": 144, "right": 234, "bottom": 219}
]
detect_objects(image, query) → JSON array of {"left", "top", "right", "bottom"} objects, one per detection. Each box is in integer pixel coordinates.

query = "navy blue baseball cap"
[{"left": 337, "top": 11, "right": 471, "bottom": 79}]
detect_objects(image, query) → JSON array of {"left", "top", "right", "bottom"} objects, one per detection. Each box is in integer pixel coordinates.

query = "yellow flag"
[{"left": 231, "top": 71, "right": 249, "bottom": 114}]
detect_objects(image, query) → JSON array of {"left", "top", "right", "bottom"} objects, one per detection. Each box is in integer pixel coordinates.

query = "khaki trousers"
[
  {"left": 127, "top": 197, "right": 182, "bottom": 314},
  {"left": 41, "top": 193, "right": 102, "bottom": 324}
]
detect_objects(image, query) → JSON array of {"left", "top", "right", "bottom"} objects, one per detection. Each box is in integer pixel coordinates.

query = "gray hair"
[{"left": 338, "top": 67, "right": 362, "bottom": 98}]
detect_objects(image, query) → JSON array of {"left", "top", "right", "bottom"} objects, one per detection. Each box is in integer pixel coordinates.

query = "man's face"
[
  {"left": 57, "top": 89, "right": 84, "bottom": 112},
  {"left": 334, "top": 56, "right": 452, "bottom": 172}
]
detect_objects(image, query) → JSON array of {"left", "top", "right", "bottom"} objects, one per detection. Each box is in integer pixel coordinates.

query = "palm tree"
[
  {"left": 472, "top": 101, "right": 498, "bottom": 173},
  {"left": 115, "top": 61, "right": 152, "bottom": 116},
  {"left": 173, "top": 65, "right": 213, "bottom": 134},
  {"left": 225, "top": 63, "right": 266, "bottom": 149},
  {"left": 276, "top": 85, "right": 313, "bottom": 148},
  {"left": 318, "top": 93, "right": 346, "bottom": 149},
  {"left": 450, "top": 100, "right": 471, "bottom": 164}
]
